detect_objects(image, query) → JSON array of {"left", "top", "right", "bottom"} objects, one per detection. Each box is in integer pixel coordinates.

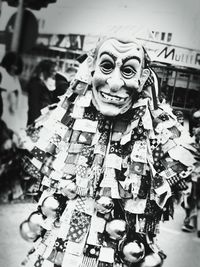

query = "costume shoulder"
[
  {"left": 149, "top": 102, "right": 196, "bottom": 197},
  {"left": 20, "top": 63, "right": 93, "bottom": 187}
]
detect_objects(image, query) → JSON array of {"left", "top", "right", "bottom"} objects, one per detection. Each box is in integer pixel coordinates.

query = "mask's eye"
[
  {"left": 100, "top": 60, "right": 114, "bottom": 74},
  {"left": 121, "top": 66, "right": 136, "bottom": 79}
]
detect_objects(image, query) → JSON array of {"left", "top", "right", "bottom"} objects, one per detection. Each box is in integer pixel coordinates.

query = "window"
[
  {"left": 167, "top": 33, "right": 172, "bottom": 42},
  {"left": 161, "top": 32, "right": 166, "bottom": 41}
]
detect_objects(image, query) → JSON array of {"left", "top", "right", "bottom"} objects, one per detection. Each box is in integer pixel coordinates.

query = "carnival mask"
[{"left": 90, "top": 38, "right": 150, "bottom": 116}]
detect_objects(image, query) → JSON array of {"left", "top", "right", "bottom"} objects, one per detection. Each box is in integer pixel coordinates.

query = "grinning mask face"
[{"left": 90, "top": 38, "right": 150, "bottom": 117}]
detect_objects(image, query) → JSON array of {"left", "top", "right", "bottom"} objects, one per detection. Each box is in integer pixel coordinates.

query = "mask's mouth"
[{"left": 100, "top": 91, "right": 128, "bottom": 105}]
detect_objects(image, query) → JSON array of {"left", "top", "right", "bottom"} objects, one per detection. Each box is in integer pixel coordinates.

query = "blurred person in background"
[
  {"left": 0, "top": 51, "right": 24, "bottom": 134},
  {"left": 65, "top": 66, "right": 77, "bottom": 83},
  {"left": 53, "top": 66, "right": 77, "bottom": 103},
  {"left": 26, "top": 59, "right": 58, "bottom": 125},
  {"left": 0, "top": 56, "right": 24, "bottom": 202}
]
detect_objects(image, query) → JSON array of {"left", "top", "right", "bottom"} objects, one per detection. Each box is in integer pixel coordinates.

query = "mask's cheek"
[{"left": 92, "top": 71, "right": 108, "bottom": 91}]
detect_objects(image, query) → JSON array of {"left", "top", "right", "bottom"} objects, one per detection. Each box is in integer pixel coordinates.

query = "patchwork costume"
[{"left": 20, "top": 36, "right": 196, "bottom": 267}]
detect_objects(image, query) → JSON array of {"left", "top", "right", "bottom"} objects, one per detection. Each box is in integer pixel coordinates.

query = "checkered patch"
[{"left": 67, "top": 210, "right": 91, "bottom": 243}]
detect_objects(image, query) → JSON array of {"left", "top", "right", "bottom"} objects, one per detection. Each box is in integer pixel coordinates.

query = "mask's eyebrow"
[
  {"left": 99, "top": 51, "right": 117, "bottom": 61},
  {"left": 122, "top": 56, "right": 141, "bottom": 65}
]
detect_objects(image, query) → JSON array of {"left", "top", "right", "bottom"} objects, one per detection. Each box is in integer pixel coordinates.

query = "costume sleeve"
[{"left": 27, "top": 80, "right": 42, "bottom": 125}]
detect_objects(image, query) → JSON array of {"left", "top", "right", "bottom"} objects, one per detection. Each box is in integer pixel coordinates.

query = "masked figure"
[{"left": 20, "top": 34, "right": 196, "bottom": 267}]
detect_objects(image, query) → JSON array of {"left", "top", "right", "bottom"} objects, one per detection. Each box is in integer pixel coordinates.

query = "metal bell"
[
  {"left": 120, "top": 239, "right": 145, "bottom": 263},
  {"left": 41, "top": 195, "right": 60, "bottom": 218},
  {"left": 140, "top": 253, "right": 162, "bottom": 267},
  {"left": 105, "top": 219, "right": 126, "bottom": 240},
  {"left": 28, "top": 211, "right": 44, "bottom": 235},
  {"left": 19, "top": 220, "right": 38, "bottom": 242},
  {"left": 95, "top": 196, "right": 114, "bottom": 214},
  {"left": 61, "top": 181, "right": 77, "bottom": 199}
]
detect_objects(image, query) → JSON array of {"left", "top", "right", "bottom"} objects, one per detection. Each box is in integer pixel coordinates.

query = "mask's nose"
[{"left": 107, "top": 69, "right": 125, "bottom": 92}]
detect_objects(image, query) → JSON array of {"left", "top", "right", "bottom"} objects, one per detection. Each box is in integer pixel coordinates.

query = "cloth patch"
[
  {"left": 45, "top": 142, "right": 57, "bottom": 155},
  {"left": 71, "top": 105, "right": 85, "bottom": 118},
  {"left": 176, "top": 179, "right": 188, "bottom": 190},
  {"left": 49, "top": 134, "right": 62, "bottom": 146},
  {"left": 98, "top": 247, "right": 115, "bottom": 264},
  {"left": 78, "top": 132, "right": 93, "bottom": 145},
  {"left": 70, "top": 130, "right": 81, "bottom": 143},
  {"left": 67, "top": 210, "right": 91, "bottom": 242},
  {"left": 74, "top": 81, "right": 90, "bottom": 96},
  {"left": 144, "top": 199, "right": 162, "bottom": 234},
  {"left": 150, "top": 138, "right": 159, "bottom": 151},
  {"left": 73, "top": 119, "right": 98, "bottom": 133},
  {"left": 131, "top": 122, "right": 147, "bottom": 141},
  {"left": 69, "top": 143, "right": 84, "bottom": 153},
  {"left": 81, "top": 145, "right": 94, "bottom": 157},
  {"left": 26, "top": 125, "right": 42, "bottom": 142},
  {"left": 83, "top": 106, "right": 97, "bottom": 121},
  {"left": 138, "top": 174, "right": 151, "bottom": 199},
  {"left": 50, "top": 179, "right": 59, "bottom": 189},
  {"left": 84, "top": 244, "right": 101, "bottom": 258},
  {"left": 40, "top": 165, "right": 53, "bottom": 177},
  {"left": 54, "top": 251, "right": 65, "bottom": 266},
  {"left": 61, "top": 111, "right": 75, "bottom": 127},
  {"left": 81, "top": 256, "right": 98, "bottom": 267},
  {"left": 61, "top": 96, "right": 70, "bottom": 109},
  {"left": 162, "top": 139, "right": 176, "bottom": 153},
  {"left": 131, "top": 140, "right": 148, "bottom": 163},
  {"left": 63, "top": 163, "right": 76, "bottom": 175},
  {"left": 153, "top": 174, "right": 164, "bottom": 189},
  {"left": 132, "top": 106, "right": 147, "bottom": 121},
  {"left": 75, "top": 197, "right": 87, "bottom": 213},
  {"left": 65, "top": 153, "right": 79, "bottom": 164},
  {"left": 21, "top": 156, "right": 42, "bottom": 179},
  {"left": 109, "top": 142, "right": 122, "bottom": 156},
  {"left": 54, "top": 238, "right": 68, "bottom": 252},
  {"left": 130, "top": 162, "right": 145, "bottom": 175},
  {"left": 113, "top": 120, "right": 128, "bottom": 132},
  {"left": 76, "top": 165, "right": 87, "bottom": 178},
  {"left": 34, "top": 255, "right": 44, "bottom": 267},
  {"left": 152, "top": 144, "right": 165, "bottom": 172},
  {"left": 31, "top": 147, "right": 46, "bottom": 162}
]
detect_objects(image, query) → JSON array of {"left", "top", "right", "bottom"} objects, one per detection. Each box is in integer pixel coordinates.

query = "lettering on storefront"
[
  {"left": 153, "top": 46, "right": 200, "bottom": 69},
  {"left": 195, "top": 53, "right": 200, "bottom": 65}
]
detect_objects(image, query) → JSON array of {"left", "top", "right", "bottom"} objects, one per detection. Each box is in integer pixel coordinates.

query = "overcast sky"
[{"left": 0, "top": 0, "right": 200, "bottom": 49}]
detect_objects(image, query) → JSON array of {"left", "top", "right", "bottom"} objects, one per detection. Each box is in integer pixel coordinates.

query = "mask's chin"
[{"left": 92, "top": 91, "right": 132, "bottom": 117}]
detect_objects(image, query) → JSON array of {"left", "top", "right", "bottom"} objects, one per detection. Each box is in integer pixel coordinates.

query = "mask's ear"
[
  {"left": 138, "top": 68, "right": 150, "bottom": 92},
  {"left": 142, "top": 69, "right": 159, "bottom": 110}
]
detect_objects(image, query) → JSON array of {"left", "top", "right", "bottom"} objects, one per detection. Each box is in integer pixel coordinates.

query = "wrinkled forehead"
[{"left": 96, "top": 38, "right": 145, "bottom": 63}]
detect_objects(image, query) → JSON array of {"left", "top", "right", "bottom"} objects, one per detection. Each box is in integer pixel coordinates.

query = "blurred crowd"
[{"left": 0, "top": 51, "right": 77, "bottom": 203}]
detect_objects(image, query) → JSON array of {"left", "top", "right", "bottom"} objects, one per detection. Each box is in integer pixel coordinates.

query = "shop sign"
[
  {"left": 36, "top": 34, "right": 85, "bottom": 50},
  {"left": 143, "top": 41, "right": 200, "bottom": 70}
]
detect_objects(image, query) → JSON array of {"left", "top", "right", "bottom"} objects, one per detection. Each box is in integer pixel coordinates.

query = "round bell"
[
  {"left": 140, "top": 253, "right": 162, "bottom": 267},
  {"left": 105, "top": 219, "right": 126, "bottom": 240},
  {"left": 95, "top": 196, "right": 114, "bottom": 214},
  {"left": 61, "top": 182, "right": 77, "bottom": 199},
  {"left": 120, "top": 240, "right": 145, "bottom": 264},
  {"left": 19, "top": 220, "right": 38, "bottom": 242},
  {"left": 28, "top": 211, "right": 44, "bottom": 235},
  {"left": 41, "top": 195, "right": 60, "bottom": 218}
]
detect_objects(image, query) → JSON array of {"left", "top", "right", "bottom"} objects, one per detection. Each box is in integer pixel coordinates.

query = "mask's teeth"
[{"left": 101, "top": 92, "right": 123, "bottom": 101}]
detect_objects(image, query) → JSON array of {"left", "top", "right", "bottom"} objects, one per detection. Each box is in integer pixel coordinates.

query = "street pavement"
[{"left": 0, "top": 202, "right": 199, "bottom": 267}]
